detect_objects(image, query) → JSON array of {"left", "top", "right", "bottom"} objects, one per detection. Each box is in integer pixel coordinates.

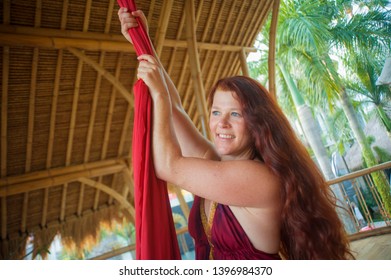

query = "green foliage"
[{"left": 373, "top": 145, "right": 391, "bottom": 163}]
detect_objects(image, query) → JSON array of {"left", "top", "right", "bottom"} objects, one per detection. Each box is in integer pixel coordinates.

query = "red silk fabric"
[{"left": 117, "top": 0, "right": 181, "bottom": 260}]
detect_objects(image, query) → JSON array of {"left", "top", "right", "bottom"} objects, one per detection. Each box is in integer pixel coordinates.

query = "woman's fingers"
[
  {"left": 118, "top": 7, "right": 141, "bottom": 43},
  {"left": 136, "top": 55, "right": 167, "bottom": 96},
  {"left": 137, "top": 54, "right": 157, "bottom": 64}
]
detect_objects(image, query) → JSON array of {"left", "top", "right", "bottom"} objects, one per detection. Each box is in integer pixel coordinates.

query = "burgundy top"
[{"left": 188, "top": 196, "right": 281, "bottom": 260}]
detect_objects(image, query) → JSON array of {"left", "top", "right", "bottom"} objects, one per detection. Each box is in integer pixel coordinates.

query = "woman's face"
[{"left": 209, "top": 89, "right": 254, "bottom": 160}]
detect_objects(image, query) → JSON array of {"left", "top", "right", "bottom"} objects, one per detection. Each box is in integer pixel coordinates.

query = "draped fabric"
[{"left": 117, "top": 0, "right": 181, "bottom": 260}]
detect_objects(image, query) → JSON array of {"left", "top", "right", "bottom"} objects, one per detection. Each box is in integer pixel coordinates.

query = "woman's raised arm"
[{"left": 118, "top": 8, "right": 218, "bottom": 160}]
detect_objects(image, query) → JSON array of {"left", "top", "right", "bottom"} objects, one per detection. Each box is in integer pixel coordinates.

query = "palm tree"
[
  {"left": 345, "top": 53, "right": 391, "bottom": 139},
  {"left": 249, "top": 0, "right": 391, "bottom": 214}
]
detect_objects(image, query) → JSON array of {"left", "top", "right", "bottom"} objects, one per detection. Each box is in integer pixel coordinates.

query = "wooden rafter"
[
  {"left": 185, "top": 0, "right": 209, "bottom": 137},
  {"left": 0, "top": 26, "right": 256, "bottom": 53},
  {"left": 78, "top": 177, "right": 134, "bottom": 216},
  {"left": 67, "top": 47, "right": 133, "bottom": 105},
  {"left": 0, "top": 160, "right": 126, "bottom": 195},
  {"left": 154, "top": 0, "right": 173, "bottom": 56},
  {"left": 94, "top": 52, "right": 124, "bottom": 209},
  {"left": 239, "top": 48, "right": 250, "bottom": 76},
  {"left": 1, "top": 0, "right": 10, "bottom": 240}
]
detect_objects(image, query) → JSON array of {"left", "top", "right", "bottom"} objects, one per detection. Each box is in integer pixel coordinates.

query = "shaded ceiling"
[{"left": 0, "top": 0, "right": 279, "bottom": 259}]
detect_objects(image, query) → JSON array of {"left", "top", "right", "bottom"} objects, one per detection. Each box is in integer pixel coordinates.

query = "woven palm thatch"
[{"left": 0, "top": 0, "right": 280, "bottom": 259}]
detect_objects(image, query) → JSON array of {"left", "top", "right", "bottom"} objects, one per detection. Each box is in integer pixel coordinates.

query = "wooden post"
[{"left": 268, "top": 0, "right": 280, "bottom": 99}]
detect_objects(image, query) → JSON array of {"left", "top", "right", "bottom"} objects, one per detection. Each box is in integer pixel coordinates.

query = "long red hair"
[{"left": 208, "top": 76, "right": 353, "bottom": 259}]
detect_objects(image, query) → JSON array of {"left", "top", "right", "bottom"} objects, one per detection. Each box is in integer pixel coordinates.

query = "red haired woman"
[{"left": 119, "top": 8, "right": 354, "bottom": 260}]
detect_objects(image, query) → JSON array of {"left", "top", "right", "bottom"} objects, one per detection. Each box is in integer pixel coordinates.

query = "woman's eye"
[
  {"left": 211, "top": 111, "right": 220, "bottom": 116},
  {"left": 231, "top": 112, "right": 241, "bottom": 117}
]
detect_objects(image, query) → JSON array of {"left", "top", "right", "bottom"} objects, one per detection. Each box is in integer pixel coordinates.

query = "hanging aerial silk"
[{"left": 117, "top": 0, "right": 181, "bottom": 260}]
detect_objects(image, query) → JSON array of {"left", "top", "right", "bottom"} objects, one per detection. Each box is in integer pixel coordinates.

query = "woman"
[{"left": 118, "top": 8, "right": 354, "bottom": 260}]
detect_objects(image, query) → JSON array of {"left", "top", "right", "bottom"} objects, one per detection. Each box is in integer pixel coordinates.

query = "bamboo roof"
[{"left": 0, "top": 0, "right": 279, "bottom": 259}]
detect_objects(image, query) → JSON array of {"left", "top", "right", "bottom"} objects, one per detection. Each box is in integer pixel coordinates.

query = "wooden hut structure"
[{"left": 0, "top": 0, "right": 280, "bottom": 259}]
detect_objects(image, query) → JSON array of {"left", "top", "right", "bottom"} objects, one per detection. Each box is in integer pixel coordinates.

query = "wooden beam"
[
  {"left": 1, "top": 197, "right": 6, "bottom": 239},
  {"left": 60, "top": 184, "right": 68, "bottom": 222},
  {"left": 47, "top": 0, "right": 69, "bottom": 168},
  {"left": 47, "top": 50, "right": 63, "bottom": 168},
  {"left": 26, "top": 48, "right": 39, "bottom": 173},
  {"left": 327, "top": 161, "right": 391, "bottom": 185},
  {"left": 78, "top": 177, "right": 134, "bottom": 216},
  {"left": 20, "top": 192, "right": 29, "bottom": 234},
  {"left": 83, "top": 0, "right": 92, "bottom": 32},
  {"left": 154, "top": 0, "right": 174, "bottom": 56},
  {"left": 1, "top": 159, "right": 126, "bottom": 187},
  {"left": 239, "top": 48, "right": 249, "bottom": 76},
  {"left": 0, "top": 164, "right": 124, "bottom": 197},
  {"left": 67, "top": 47, "right": 133, "bottom": 105},
  {"left": 1, "top": 46, "right": 9, "bottom": 177},
  {"left": 0, "top": 26, "right": 256, "bottom": 53},
  {"left": 94, "top": 52, "right": 124, "bottom": 209},
  {"left": 0, "top": 32, "right": 133, "bottom": 52},
  {"left": 185, "top": 0, "right": 209, "bottom": 138},
  {"left": 1, "top": 44, "right": 9, "bottom": 239}
]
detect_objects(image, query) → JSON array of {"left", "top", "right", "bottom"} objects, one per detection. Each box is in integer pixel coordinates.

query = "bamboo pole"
[
  {"left": 47, "top": 0, "right": 68, "bottom": 168},
  {"left": 21, "top": 190, "right": 29, "bottom": 233},
  {"left": 122, "top": 168, "right": 134, "bottom": 202},
  {"left": 1, "top": 46, "right": 9, "bottom": 177},
  {"left": 67, "top": 47, "right": 133, "bottom": 105},
  {"left": 118, "top": 105, "right": 132, "bottom": 157},
  {"left": 47, "top": 50, "right": 63, "bottom": 168},
  {"left": 78, "top": 177, "right": 134, "bottom": 216},
  {"left": 0, "top": 32, "right": 132, "bottom": 52},
  {"left": 65, "top": 58, "right": 83, "bottom": 165},
  {"left": 60, "top": 184, "right": 68, "bottom": 222},
  {"left": 77, "top": 182, "right": 85, "bottom": 216},
  {"left": 1, "top": 198, "right": 6, "bottom": 239},
  {"left": 26, "top": 48, "right": 39, "bottom": 173},
  {"left": 239, "top": 48, "right": 250, "bottom": 76},
  {"left": 41, "top": 188, "right": 49, "bottom": 227},
  {"left": 173, "top": 186, "right": 190, "bottom": 220},
  {"left": 0, "top": 159, "right": 126, "bottom": 188},
  {"left": 147, "top": 0, "right": 156, "bottom": 24},
  {"left": 0, "top": 163, "right": 125, "bottom": 197},
  {"left": 185, "top": 0, "right": 209, "bottom": 138},
  {"left": 83, "top": 0, "right": 92, "bottom": 32},
  {"left": 154, "top": 0, "right": 173, "bottom": 56},
  {"left": 1, "top": 30, "right": 9, "bottom": 240},
  {"left": 94, "top": 54, "right": 123, "bottom": 209},
  {"left": 268, "top": 0, "right": 280, "bottom": 98},
  {"left": 327, "top": 161, "right": 391, "bottom": 185},
  {"left": 0, "top": 26, "right": 256, "bottom": 53},
  {"left": 200, "top": 0, "right": 224, "bottom": 93}
]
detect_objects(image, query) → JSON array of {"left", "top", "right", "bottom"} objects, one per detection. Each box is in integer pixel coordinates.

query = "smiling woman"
[
  {"left": 209, "top": 90, "right": 254, "bottom": 160},
  {"left": 118, "top": 8, "right": 354, "bottom": 260}
]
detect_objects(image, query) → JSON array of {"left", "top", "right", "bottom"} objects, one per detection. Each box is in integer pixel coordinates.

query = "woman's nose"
[{"left": 218, "top": 115, "right": 230, "bottom": 128}]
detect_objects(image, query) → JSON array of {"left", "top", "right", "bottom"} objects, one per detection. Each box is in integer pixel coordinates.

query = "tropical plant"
[{"left": 249, "top": 0, "right": 391, "bottom": 214}]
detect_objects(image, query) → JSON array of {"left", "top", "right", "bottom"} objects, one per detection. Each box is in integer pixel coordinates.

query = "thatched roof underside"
[{"left": 0, "top": 0, "right": 279, "bottom": 259}]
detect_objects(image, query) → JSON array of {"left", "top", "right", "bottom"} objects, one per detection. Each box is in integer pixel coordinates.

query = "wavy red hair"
[{"left": 208, "top": 76, "right": 354, "bottom": 259}]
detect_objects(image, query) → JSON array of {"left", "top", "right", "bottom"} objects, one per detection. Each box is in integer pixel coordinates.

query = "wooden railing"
[{"left": 327, "top": 161, "right": 391, "bottom": 235}]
